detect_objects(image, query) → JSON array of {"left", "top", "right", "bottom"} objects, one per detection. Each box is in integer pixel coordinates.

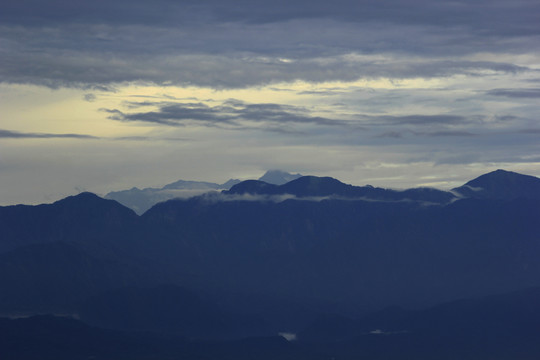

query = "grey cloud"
[
  {"left": 371, "top": 114, "right": 470, "bottom": 126},
  {"left": 0, "top": 16, "right": 535, "bottom": 89},
  {"left": 518, "top": 128, "right": 540, "bottom": 134},
  {"left": 3, "top": 0, "right": 539, "bottom": 41},
  {"left": 0, "top": 129, "right": 98, "bottom": 139},
  {"left": 435, "top": 154, "right": 481, "bottom": 165},
  {"left": 486, "top": 88, "right": 540, "bottom": 98},
  {"left": 1, "top": 47, "right": 529, "bottom": 89},
  {"left": 83, "top": 93, "right": 96, "bottom": 102},
  {"left": 105, "top": 101, "right": 348, "bottom": 129},
  {"left": 421, "top": 130, "right": 477, "bottom": 137},
  {"left": 105, "top": 97, "right": 491, "bottom": 136},
  {"left": 112, "top": 135, "right": 189, "bottom": 141},
  {"left": 375, "top": 129, "right": 476, "bottom": 138},
  {"left": 375, "top": 131, "right": 406, "bottom": 139}
]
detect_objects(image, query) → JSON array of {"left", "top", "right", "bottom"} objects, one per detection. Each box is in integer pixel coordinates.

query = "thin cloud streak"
[
  {"left": 486, "top": 88, "right": 540, "bottom": 98},
  {"left": 0, "top": 129, "right": 98, "bottom": 139}
]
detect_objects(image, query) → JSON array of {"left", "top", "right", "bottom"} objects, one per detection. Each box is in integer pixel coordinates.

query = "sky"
[{"left": 1, "top": 0, "right": 540, "bottom": 205}]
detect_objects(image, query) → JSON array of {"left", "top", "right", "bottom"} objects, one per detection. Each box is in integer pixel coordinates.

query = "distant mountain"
[
  {"left": 452, "top": 169, "right": 540, "bottom": 200},
  {"left": 258, "top": 170, "right": 303, "bottom": 185},
  {"left": 105, "top": 170, "right": 302, "bottom": 214},
  {"left": 226, "top": 175, "right": 456, "bottom": 204},
  {"left": 105, "top": 179, "right": 240, "bottom": 215}
]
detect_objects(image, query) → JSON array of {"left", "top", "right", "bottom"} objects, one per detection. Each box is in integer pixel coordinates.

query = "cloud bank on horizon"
[{"left": 1, "top": 0, "right": 539, "bottom": 205}]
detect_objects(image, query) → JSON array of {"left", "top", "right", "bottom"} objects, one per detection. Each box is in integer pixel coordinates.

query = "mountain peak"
[
  {"left": 225, "top": 175, "right": 354, "bottom": 198},
  {"left": 258, "top": 170, "right": 303, "bottom": 185},
  {"left": 54, "top": 191, "right": 105, "bottom": 204},
  {"left": 452, "top": 169, "right": 540, "bottom": 200},
  {"left": 53, "top": 192, "right": 137, "bottom": 217},
  {"left": 280, "top": 176, "right": 352, "bottom": 197},
  {"left": 225, "top": 180, "right": 279, "bottom": 195}
]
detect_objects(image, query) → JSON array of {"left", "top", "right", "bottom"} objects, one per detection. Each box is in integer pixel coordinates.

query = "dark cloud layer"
[
  {"left": 1, "top": 0, "right": 538, "bottom": 88},
  {"left": 3, "top": 0, "right": 539, "bottom": 39}
]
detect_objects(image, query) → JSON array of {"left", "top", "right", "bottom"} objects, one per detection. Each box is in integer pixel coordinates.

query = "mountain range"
[
  {"left": 1, "top": 169, "right": 540, "bottom": 359},
  {"left": 105, "top": 169, "right": 302, "bottom": 214}
]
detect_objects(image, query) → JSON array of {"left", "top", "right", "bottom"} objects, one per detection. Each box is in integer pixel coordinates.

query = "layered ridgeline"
[
  {"left": 105, "top": 170, "right": 302, "bottom": 214},
  {"left": 1, "top": 169, "right": 540, "bottom": 359}
]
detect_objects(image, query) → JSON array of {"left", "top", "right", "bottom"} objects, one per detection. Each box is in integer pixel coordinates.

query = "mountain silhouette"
[
  {"left": 0, "top": 192, "right": 139, "bottom": 254},
  {"left": 297, "top": 287, "right": 540, "bottom": 359},
  {"left": 105, "top": 170, "right": 302, "bottom": 214},
  {"left": 1, "top": 169, "right": 540, "bottom": 353},
  {"left": 258, "top": 170, "right": 303, "bottom": 185},
  {"left": 452, "top": 169, "right": 540, "bottom": 200},
  {"left": 3, "top": 287, "right": 540, "bottom": 359},
  {"left": 226, "top": 175, "right": 456, "bottom": 203}
]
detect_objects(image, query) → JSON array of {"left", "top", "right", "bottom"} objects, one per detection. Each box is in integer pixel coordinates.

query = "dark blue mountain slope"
[
  {"left": 298, "top": 287, "right": 540, "bottom": 359},
  {"left": 452, "top": 169, "right": 540, "bottom": 199},
  {"left": 0, "top": 192, "right": 139, "bottom": 255}
]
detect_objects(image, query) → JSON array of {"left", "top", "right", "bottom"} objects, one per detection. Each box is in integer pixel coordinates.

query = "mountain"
[
  {"left": 104, "top": 170, "right": 303, "bottom": 214},
  {"left": 452, "top": 169, "right": 540, "bottom": 200},
  {"left": 105, "top": 179, "right": 240, "bottom": 215},
  {"left": 142, "top": 188, "right": 540, "bottom": 316},
  {"left": 1, "top": 169, "right": 540, "bottom": 352},
  {"left": 0, "top": 315, "right": 297, "bottom": 360},
  {"left": 3, "top": 287, "right": 540, "bottom": 360},
  {"left": 297, "top": 287, "right": 540, "bottom": 359},
  {"left": 258, "top": 170, "right": 303, "bottom": 185},
  {"left": 226, "top": 175, "right": 456, "bottom": 204},
  {"left": 0, "top": 192, "right": 139, "bottom": 254}
]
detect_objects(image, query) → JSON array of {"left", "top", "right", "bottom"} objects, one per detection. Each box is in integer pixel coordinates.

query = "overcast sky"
[{"left": 1, "top": 0, "right": 540, "bottom": 205}]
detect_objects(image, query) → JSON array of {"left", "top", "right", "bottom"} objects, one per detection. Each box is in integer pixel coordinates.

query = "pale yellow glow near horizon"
[{"left": 1, "top": 76, "right": 449, "bottom": 139}]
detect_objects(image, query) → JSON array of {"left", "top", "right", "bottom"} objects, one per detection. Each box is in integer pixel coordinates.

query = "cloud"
[
  {"left": 83, "top": 93, "right": 96, "bottom": 102},
  {"left": 375, "top": 130, "right": 477, "bottom": 138},
  {"left": 102, "top": 98, "right": 492, "bottom": 139},
  {"left": 418, "top": 130, "right": 477, "bottom": 137},
  {"left": 0, "top": 41, "right": 531, "bottom": 89},
  {"left": 372, "top": 114, "right": 470, "bottom": 126},
  {"left": 0, "top": 129, "right": 98, "bottom": 139},
  {"left": 3, "top": 0, "right": 539, "bottom": 40},
  {"left": 0, "top": 4, "right": 535, "bottom": 90},
  {"left": 103, "top": 100, "right": 350, "bottom": 129},
  {"left": 486, "top": 88, "right": 540, "bottom": 98}
]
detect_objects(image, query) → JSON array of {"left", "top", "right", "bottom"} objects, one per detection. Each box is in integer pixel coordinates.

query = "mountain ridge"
[
  {"left": 104, "top": 170, "right": 302, "bottom": 214},
  {"left": 1, "top": 168, "right": 540, "bottom": 344},
  {"left": 452, "top": 169, "right": 540, "bottom": 200}
]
